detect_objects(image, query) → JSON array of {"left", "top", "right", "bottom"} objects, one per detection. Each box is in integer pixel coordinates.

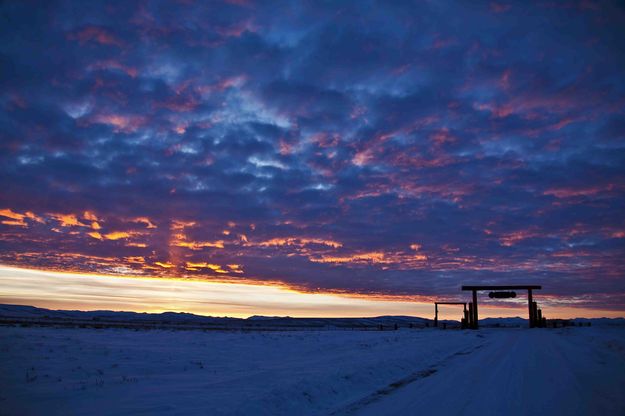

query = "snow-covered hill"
[
  {"left": 2, "top": 304, "right": 622, "bottom": 331},
  {"left": 0, "top": 304, "right": 432, "bottom": 330}
]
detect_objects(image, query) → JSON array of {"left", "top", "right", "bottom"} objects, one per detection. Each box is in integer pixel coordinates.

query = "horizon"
[
  {"left": 3, "top": 299, "right": 624, "bottom": 321},
  {"left": 1, "top": 1, "right": 625, "bottom": 318},
  {"left": 1, "top": 265, "right": 623, "bottom": 320}
]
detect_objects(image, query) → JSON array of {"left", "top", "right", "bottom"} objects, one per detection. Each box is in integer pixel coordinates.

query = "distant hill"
[
  {"left": 0, "top": 304, "right": 431, "bottom": 330},
  {"left": 1, "top": 304, "right": 622, "bottom": 330},
  {"left": 0, "top": 303, "right": 237, "bottom": 324}
]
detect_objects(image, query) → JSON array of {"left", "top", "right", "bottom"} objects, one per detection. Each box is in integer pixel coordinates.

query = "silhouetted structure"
[
  {"left": 461, "top": 285, "right": 546, "bottom": 329},
  {"left": 434, "top": 302, "right": 468, "bottom": 329}
]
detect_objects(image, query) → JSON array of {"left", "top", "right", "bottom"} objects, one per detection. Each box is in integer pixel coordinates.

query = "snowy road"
[
  {"left": 347, "top": 329, "right": 625, "bottom": 416},
  {"left": 1, "top": 326, "right": 624, "bottom": 415}
]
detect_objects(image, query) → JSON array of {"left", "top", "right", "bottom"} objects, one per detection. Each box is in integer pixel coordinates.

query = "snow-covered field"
[{"left": 1, "top": 325, "right": 624, "bottom": 416}]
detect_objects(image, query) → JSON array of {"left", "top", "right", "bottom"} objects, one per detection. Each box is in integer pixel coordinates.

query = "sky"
[{"left": 1, "top": 1, "right": 624, "bottom": 317}]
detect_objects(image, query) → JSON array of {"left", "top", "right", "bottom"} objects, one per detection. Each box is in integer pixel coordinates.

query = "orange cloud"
[
  {"left": 499, "top": 229, "right": 540, "bottom": 247},
  {"left": 88, "top": 232, "right": 103, "bottom": 240},
  {"left": 311, "top": 251, "right": 392, "bottom": 264},
  {"left": 126, "top": 242, "right": 148, "bottom": 248},
  {"left": 352, "top": 149, "right": 374, "bottom": 166},
  {"left": 49, "top": 213, "right": 87, "bottom": 227},
  {"left": 309, "top": 249, "right": 428, "bottom": 268},
  {"left": 256, "top": 237, "right": 342, "bottom": 249},
  {"left": 125, "top": 256, "right": 145, "bottom": 264},
  {"left": 91, "top": 114, "right": 146, "bottom": 133},
  {"left": 227, "top": 264, "right": 244, "bottom": 273},
  {"left": 1, "top": 220, "right": 26, "bottom": 227},
  {"left": 0, "top": 209, "right": 25, "bottom": 220},
  {"left": 0, "top": 209, "right": 28, "bottom": 227},
  {"left": 185, "top": 262, "right": 229, "bottom": 273},
  {"left": 83, "top": 211, "right": 98, "bottom": 221},
  {"left": 88, "top": 230, "right": 137, "bottom": 241},
  {"left": 103, "top": 231, "right": 132, "bottom": 240},
  {"left": 169, "top": 220, "right": 224, "bottom": 250},
  {"left": 173, "top": 240, "right": 225, "bottom": 250},
  {"left": 171, "top": 220, "right": 196, "bottom": 230},
  {"left": 24, "top": 212, "right": 45, "bottom": 223},
  {"left": 133, "top": 217, "right": 157, "bottom": 229},
  {"left": 0, "top": 209, "right": 44, "bottom": 227}
]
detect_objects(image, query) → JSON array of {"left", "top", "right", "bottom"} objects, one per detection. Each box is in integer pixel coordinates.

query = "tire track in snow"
[{"left": 330, "top": 339, "right": 488, "bottom": 415}]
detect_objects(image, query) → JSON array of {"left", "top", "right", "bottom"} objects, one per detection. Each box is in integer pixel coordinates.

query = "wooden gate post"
[
  {"left": 528, "top": 289, "right": 534, "bottom": 328},
  {"left": 462, "top": 285, "right": 543, "bottom": 329},
  {"left": 472, "top": 290, "right": 478, "bottom": 329}
]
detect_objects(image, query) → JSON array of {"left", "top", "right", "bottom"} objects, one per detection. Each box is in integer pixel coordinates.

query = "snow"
[
  {"left": 1, "top": 324, "right": 624, "bottom": 415},
  {"left": 347, "top": 328, "right": 625, "bottom": 416}
]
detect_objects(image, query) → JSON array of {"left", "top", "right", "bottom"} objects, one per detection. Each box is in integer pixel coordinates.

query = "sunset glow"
[
  {"left": 1, "top": 266, "right": 621, "bottom": 319},
  {"left": 1, "top": 1, "right": 624, "bottom": 317}
]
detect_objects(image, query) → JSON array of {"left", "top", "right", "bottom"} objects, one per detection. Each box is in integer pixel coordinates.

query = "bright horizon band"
[{"left": 0, "top": 265, "right": 622, "bottom": 319}]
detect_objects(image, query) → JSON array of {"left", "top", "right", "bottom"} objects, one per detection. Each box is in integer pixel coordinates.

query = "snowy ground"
[{"left": 1, "top": 326, "right": 624, "bottom": 416}]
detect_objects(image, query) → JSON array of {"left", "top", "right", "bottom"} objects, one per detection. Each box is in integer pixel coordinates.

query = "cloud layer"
[{"left": 1, "top": 0, "right": 624, "bottom": 310}]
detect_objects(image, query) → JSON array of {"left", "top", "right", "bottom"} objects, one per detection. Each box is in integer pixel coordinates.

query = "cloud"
[{"left": 0, "top": 0, "right": 624, "bottom": 311}]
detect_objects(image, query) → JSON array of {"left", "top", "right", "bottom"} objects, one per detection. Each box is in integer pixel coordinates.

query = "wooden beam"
[
  {"left": 434, "top": 302, "right": 467, "bottom": 305},
  {"left": 461, "top": 285, "right": 541, "bottom": 291}
]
